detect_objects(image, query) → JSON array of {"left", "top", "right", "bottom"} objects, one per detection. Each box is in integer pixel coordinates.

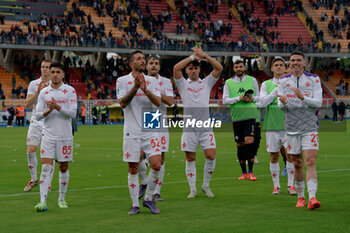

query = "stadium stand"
[
  {"left": 0, "top": 0, "right": 349, "bottom": 103},
  {"left": 0, "top": 0, "right": 66, "bottom": 20},
  {"left": 67, "top": 67, "right": 87, "bottom": 99},
  {"left": 0, "top": 0, "right": 325, "bottom": 53},
  {"left": 233, "top": 0, "right": 313, "bottom": 50},
  {"left": 67, "top": 0, "right": 150, "bottom": 39},
  {"left": 0, "top": 66, "right": 28, "bottom": 100},
  {"left": 302, "top": 0, "right": 349, "bottom": 52},
  {"left": 172, "top": 0, "right": 253, "bottom": 41},
  {"left": 138, "top": 0, "right": 180, "bottom": 34},
  {"left": 318, "top": 69, "right": 350, "bottom": 97}
]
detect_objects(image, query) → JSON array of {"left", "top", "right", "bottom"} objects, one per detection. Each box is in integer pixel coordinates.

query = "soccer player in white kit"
[
  {"left": 117, "top": 51, "right": 162, "bottom": 215},
  {"left": 278, "top": 51, "right": 322, "bottom": 210},
  {"left": 173, "top": 47, "right": 223, "bottom": 198},
  {"left": 34, "top": 62, "right": 77, "bottom": 211},
  {"left": 138, "top": 55, "right": 174, "bottom": 201},
  {"left": 259, "top": 57, "right": 296, "bottom": 195},
  {"left": 24, "top": 60, "right": 52, "bottom": 192}
]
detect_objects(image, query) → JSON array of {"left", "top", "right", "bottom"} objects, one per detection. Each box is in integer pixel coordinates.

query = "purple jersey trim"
[
  {"left": 280, "top": 73, "right": 292, "bottom": 80},
  {"left": 303, "top": 71, "right": 318, "bottom": 77}
]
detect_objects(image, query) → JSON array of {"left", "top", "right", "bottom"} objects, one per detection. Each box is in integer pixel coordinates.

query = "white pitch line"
[
  {"left": 0, "top": 168, "right": 349, "bottom": 198},
  {"left": 0, "top": 145, "right": 349, "bottom": 158}
]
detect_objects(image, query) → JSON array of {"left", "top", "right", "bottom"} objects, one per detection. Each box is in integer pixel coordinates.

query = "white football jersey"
[
  {"left": 278, "top": 71, "right": 323, "bottom": 134},
  {"left": 117, "top": 72, "right": 161, "bottom": 138},
  {"left": 157, "top": 75, "right": 173, "bottom": 120},
  {"left": 174, "top": 72, "right": 218, "bottom": 121},
  {"left": 36, "top": 83, "right": 77, "bottom": 140},
  {"left": 27, "top": 77, "right": 50, "bottom": 128}
]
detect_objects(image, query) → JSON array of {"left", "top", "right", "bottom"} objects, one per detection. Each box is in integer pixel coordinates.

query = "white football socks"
[
  {"left": 186, "top": 161, "right": 197, "bottom": 192},
  {"left": 203, "top": 159, "right": 215, "bottom": 188},
  {"left": 307, "top": 179, "right": 318, "bottom": 200},
  {"left": 49, "top": 160, "right": 55, "bottom": 191},
  {"left": 144, "top": 169, "right": 159, "bottom": 201},
  {"left": 138, "top": 159, "right": 148, "bottom": 185},
  {"left": 39, "top": 164, "right": 53, "bottom": 203},
  {"left": 295, "top": 180, "right": 305, "bottom": 198},
  {"left": 154, "top": 164, "right": 165, "bottom": 195},
  {"left": 27, "top": 152, "right": 37, "bottom": 182},
  {"left": 59, "top": 170, "right": 69, "bottom": 201},
  {"left": 270, "top": 162, "right": 280, "bottom": 188},
  {"left": 286, "top": 162, "right": 295, "bottom": 187},
  {"left": 128, "top": 173, "right": 139, "bottom": 207}
]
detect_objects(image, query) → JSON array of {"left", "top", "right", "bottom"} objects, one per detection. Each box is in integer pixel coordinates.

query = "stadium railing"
[{"left": 0, "top": 36, "right": 325, "bottom": 53}]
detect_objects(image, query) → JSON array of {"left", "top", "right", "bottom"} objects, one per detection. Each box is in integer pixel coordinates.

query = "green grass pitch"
[{"left": 0, "top": 121, "right": 349, "bottom": 233}]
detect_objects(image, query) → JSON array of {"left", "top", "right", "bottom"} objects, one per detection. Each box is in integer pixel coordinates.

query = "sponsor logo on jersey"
[
  {"left": 237, "top": 87, "right": 245, "bottom": 94},
  {"left": 187, "top": 86, "right": 205, "bottom": 93}
]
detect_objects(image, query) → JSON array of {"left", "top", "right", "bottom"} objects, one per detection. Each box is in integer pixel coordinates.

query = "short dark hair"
[
  {"left": 271, "top": 57, "right": 285, "bottom": 67},
  {"left": 186, "top": 60, "right": 200, "bottom": 67},
  {"left": 234, "top": 60, "right": 244, "bottom": 65},
  {"left": 129, "top": 50, "right": 144, "bottom": 63},
  {"left": 50, "top": 62, "right": 65, "bottom": 72},
  {"left": 290, "top": 51, "right": 305, "bottom": 59},
  {"left": 146, "top": 54, "right": 161, "bottom": 64}
]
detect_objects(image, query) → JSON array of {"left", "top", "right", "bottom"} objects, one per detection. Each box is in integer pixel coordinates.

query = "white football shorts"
[
  {"left": 181, "top": 131, "right": 216, "bottom": 152},
  {"left": 266, "top": 130, "right": 287, "bottom": 153},
  {"left": 40, "top": 138, "right": 73, "bottom": 162},
  {"left": 123, "top": 133, "right": 161, "bottom": 163},
  {"left": 286, "top": 132, "right": 319, "bottom": 154},
  {"left": 27, "top": 125, "right": 42, "bottom": 147},
  {"left": 159, "top": 131, "right": 169, "bottom": 153}
]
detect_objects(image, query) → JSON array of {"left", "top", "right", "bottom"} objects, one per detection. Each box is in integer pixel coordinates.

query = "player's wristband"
[{"left": 189, "top": 55, "right": 195, "bottom": 61}]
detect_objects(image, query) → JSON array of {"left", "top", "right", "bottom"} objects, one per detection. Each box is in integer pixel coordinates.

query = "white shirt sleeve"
[
  {"left": 35, "top": 90, "right": 46, "bottom": 121},
  {"left": 206, "top": 72, "right": 219, "bottom": 90},
  {"left": 259, "top": 81, "right": 278, "bottom": 108},
  {"left": 116, "top": 78, "right": 126, "bottom": 100},
  {"left": 151, "top": 78, "right": 161, "bottom": 97},
  {"left": 27, "top": 81, "right": 36, "bottom": 95},
  {"left": 252, "top": 78, "right": 260, "bottom": 103},
  {"left": 174, "top": 77, "right": 187, "bottom": 97},
  {"left": 164, "top": 79, "right": 174, "bottom": 97},
  {"left": 277, "top": 81, "right": 288, "bottom": 110},
  {"left": 59, "top": 88, "right": 77, "bottom": 118},
  {"left": 222, "top": 83, "right": 240, "bottom": 105},
  {"left": 303, "top": 77, "right": 323, "bottom": 108}
]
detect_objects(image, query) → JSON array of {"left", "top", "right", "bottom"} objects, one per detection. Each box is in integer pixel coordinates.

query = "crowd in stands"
[
  {"left": 336, "top": 77, "right": 349, "bottom": 95},
  {"left": 0, "top": 82, "right": 5, "bottom": 100},
  {"left": 237, "top": 0, "right": 308, "bottom": 49},
  {"left": 174, "top": 0, "right": 224, "bottom": 39},
  {"left": 4, "top": 52, "right": 350, "bottom": 103},
  {"left": 306, "top": 14, "right": 346, "bottom": 52},
  {"left": 0, "top": 14, "right": 5, "bottom": 25},
  {"left": 309, "top": 0, "right": 350, "bottom": 43},
  {"left": 0, "top": 78, "right": 27, "bottom": 101},
  {"left": 321, "top": 61, "right": 350, "bottom": 96},
  {"left": 1, "top": 0, "right": 350, "bottom": 53}
]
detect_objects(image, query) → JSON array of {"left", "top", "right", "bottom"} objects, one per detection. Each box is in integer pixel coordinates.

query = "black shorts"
[
  {"left": 232, "top": 119, "right": 256, "bottom": 143},
  {"left": 254, "top": 122, "right": 261, "bottom": 142}
]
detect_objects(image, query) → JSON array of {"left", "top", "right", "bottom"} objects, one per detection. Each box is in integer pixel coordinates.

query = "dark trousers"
[
  {"left": 333, "top": 111, "right": 338, "bottom": 121},
  {"left": 16, "top": 117, "right": 24, "bottom": 126},
  {"left": 7, "top": 116, "right": 13, "bottom": 126}
]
